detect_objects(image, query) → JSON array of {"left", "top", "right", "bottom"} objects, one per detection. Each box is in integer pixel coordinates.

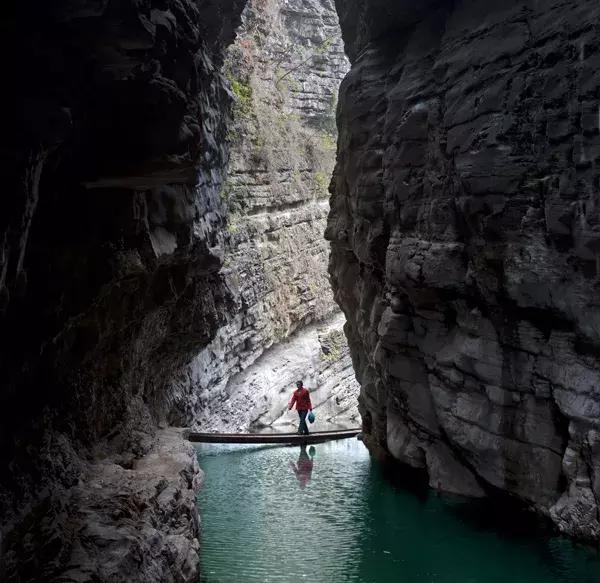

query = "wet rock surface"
[
  {"left": 328, "top": 0, "right": 600, "bottom": 540},
  {"left": 169, "top": 0, "right": 353, "bottom": 429}
]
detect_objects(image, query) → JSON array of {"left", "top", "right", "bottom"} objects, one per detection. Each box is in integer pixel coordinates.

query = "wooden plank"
[{"left": 187, "top": 428, "right": 361, "bottom": 445}]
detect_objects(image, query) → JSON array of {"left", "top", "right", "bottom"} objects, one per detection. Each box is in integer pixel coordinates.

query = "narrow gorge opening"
[
  {"left": 3, "top": 0, "right": 600, "bottom": 582},
  {"left": 168, "top": 0, "right": 360, "bottom": 435}
]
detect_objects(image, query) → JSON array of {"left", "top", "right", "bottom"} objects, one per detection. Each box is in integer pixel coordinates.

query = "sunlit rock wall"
[
  {"left": 328, "top": 0, "right": 600, "bottom": 540},
  {"left": 169, "top": 0, "right": 358, "bottom": 429},
  {"left": 186, "top": 313, "right": 359, "bottom": 432}
]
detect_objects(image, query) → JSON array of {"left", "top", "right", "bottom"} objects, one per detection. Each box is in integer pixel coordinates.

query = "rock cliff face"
[
  {"left": 328, "top": 0, "right": 600, "bottom": 540},
  {"left": 3, "top": 1, "right": 245, "bottom": 579},
  {"left": 4, "top": 0, "right": 354, "bottom": 578},
  {"left": 169, "top": 0, "right": 357, "bottom": 430},
  {"left": 186, "top": 313, "right": 359, "bottom": 432},
  {"left": 6, "top": 0, "right": 597, "bottom": 579}
]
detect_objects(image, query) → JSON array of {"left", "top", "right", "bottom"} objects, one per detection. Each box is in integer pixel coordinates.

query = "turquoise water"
[{"left": 196, "top": 438, "right": 600, "bottom": 583}]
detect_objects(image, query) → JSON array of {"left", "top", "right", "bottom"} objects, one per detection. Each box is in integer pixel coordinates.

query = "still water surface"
[{"left": 196, "top": 438, "right": 600, "bottom": 583}]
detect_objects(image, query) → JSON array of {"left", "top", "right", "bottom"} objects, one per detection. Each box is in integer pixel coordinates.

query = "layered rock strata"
[
  {"left": 328, "top": 0, "right": 600, "bottom": 540},
  {"left": 2, "top": 1, "right": 245, "bottom": 579},
  {"left": 169, "top": 0, "right": 354, "bottom": 428},
  {"left": 182, "top": 313, "right": 359, "bottom": 432}
]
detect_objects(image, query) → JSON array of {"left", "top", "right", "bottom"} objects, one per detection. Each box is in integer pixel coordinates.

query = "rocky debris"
[
  {"left": 179, "top": 313, "right": 359, "bottom": 432},
  {"left": 2, "top": 429, "right": 202, "bottom": 583},
  {"left": 328, "top": 0, "right": 600, "bottom": 540},
  {"left": 2, "top": 0, "right": 245, "bottom": 579},
  {"left": 169, "top": 0, "right": 353, "bottom": 427}
]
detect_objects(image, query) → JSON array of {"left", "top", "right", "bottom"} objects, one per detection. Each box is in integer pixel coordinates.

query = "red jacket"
[{"left": 289, "top": 387, "right": 312, "bottom": 411}]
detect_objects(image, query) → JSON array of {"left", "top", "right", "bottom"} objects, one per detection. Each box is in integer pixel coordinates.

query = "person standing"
[{"left": 288, "top": 380, "right": 313, "bottom": 435}]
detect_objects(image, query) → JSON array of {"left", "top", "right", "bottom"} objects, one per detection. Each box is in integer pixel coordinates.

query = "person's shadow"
[{"left": 289, "top": 445, "right": 316, "bottom": 489}]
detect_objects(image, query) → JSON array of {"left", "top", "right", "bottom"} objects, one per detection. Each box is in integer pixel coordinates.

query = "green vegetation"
[
  {"left": 230, "top": 78, "right": 253, "bottom": 116},
  {"left": 223, "top": 15, "right": 340, "bottom": 202},
  {"left": 227, "top": 214, "right": 240, "bottom": 235},
  {"left": 316, "top": 37, "right": 334, "bottom": 54},
  {"left": 323, "top": 342, "right": 342, "bottom": 363},
  {"left": 321, "top": 330, "right": 346, "bottom": 362},
  {"left": 320, "top": 132, "right": 337, "bottom": 152},
  {"left": 314, "top": 171, "right": 330, "bottom": 195},
  {"left": 219, "top": 180, "right": 233, "bottom": 203},
  {"left": 219, "top": 179, "right": 245, "bottom": 217}
]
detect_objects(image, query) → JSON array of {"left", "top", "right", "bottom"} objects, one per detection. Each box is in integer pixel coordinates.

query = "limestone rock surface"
[
  {"left": 328, "top": 0, "right": 600, "bottom": 540},
  {"left": 182, "top": 313, "right": 359, "bottom": 432},
  {"left": 169, "top": 0, "right": 354, "bottom": 428}
]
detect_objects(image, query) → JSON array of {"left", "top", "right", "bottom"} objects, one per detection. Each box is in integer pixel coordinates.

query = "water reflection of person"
[{"left": 290, "top": 445, "right": 316, "bottom": 489}]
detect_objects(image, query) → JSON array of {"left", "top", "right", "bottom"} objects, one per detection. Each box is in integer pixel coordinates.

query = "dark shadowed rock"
[
  {"left": 328, "top": 0, "right": 600, "bottom": 541},
  {"left": 2, "top": 0, "right": 245, "bottom": 579}
]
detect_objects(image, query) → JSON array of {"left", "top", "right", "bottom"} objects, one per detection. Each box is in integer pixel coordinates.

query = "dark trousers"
[{"left": 297, "top": 410, "right": 309, "bottom": 435}]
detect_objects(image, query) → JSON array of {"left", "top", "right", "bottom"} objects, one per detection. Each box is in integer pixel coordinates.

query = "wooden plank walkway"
[{"left": 187, "top": 428, "right": 361, "bottom": 445}]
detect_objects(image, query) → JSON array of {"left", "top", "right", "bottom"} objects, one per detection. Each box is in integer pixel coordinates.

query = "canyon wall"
[
  {"left": 6, "top": 0, "right": 597, "bottom": 580},
  {"left": 2, "top": 1, "right": 245, "bottom": 580},
  {"left": 186, "top": 313, "right": 359, "bottom": 432},
  {"left": 3, "top": 0, "right": 354, "bottom": 578},
  {"left": 328, "top": 0, "right": 600, "bottom": 540},
  {"left": 169, "top": 0, "right": 358, "bottom": 431}
]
